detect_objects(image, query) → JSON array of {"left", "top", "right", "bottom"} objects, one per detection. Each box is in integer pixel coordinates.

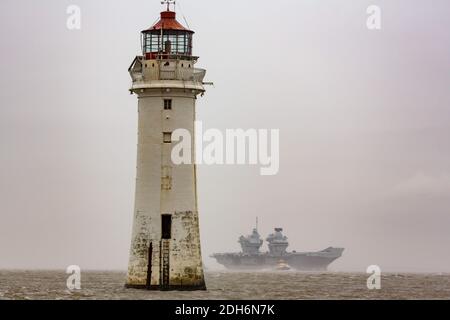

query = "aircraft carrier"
[{"left": 211, "top": 227, "right": 344, "bottom": 271}]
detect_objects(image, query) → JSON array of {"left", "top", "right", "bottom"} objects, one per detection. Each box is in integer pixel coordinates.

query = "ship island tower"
[{"left": 126, "top": 1, "right": 207, "bottom": 290}]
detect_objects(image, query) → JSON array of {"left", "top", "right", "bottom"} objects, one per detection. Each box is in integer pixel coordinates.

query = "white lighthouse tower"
[{"left": 126, "top": 1, "right": 206, "bottom": 290}]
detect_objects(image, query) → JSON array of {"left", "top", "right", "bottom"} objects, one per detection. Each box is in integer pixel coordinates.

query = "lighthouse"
[{"left": 126, "top": 1, "right": 206, "bottom": 290}]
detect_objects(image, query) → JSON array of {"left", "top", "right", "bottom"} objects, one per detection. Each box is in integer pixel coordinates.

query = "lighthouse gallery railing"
[{"left": 131, "top": 65, "right": 206, "bottom": 84}]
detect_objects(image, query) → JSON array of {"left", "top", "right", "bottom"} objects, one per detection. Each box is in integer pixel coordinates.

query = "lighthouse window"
[
  {"left": 142, "top": 31, "right": 192, "bottom": 56},
  {"left": 163, "top": 132, "right": 172, "bottom": 143},
  {"left": 161, "top": 214, "right": 172, "bottom": 239},
  {"left": 164, "top": 99, "right": 172, "bottom": 110}
]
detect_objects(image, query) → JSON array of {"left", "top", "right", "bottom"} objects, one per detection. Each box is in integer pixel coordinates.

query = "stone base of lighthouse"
[
  {"left": 125, "top": 82, "right": 206, "bottom": 290},
  {"left": 126, "top": 211, "right": 206, "bottom": 291}
]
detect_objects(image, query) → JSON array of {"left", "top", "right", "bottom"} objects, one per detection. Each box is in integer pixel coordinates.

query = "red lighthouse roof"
[{"left": 143, "top": 10, "right": 193, "bottom": 33}]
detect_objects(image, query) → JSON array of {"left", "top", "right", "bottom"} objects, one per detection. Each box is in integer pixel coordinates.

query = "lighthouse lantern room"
[{"left": 142, "top": 10, "right": 194, "bottom": 60}]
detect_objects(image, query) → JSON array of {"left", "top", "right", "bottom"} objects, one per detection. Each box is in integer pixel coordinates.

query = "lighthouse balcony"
[
  {"left": 158, "top": 66, "right": 206, "bottom": 82},
  {"left": 129, "top": 56, "right": 206, "bottom": 84}
]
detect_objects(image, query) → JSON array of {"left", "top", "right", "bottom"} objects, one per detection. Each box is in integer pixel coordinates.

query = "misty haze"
[{"left": 1, "top": 0, "right": 450, "bottom": 276}]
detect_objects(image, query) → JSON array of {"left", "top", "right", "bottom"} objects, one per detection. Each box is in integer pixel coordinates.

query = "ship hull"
[{"left": 211, "top": 248, "right": 344, "bottom": 271}]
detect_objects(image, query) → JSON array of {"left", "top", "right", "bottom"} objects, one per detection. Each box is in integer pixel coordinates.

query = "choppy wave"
[{"left": 0, "top": 270, "right": 449, "bottom": 300}]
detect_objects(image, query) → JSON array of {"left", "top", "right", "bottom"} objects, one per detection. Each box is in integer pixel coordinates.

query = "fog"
[{"left": 1, "top": 0, "right": 450, "bottom": 272}]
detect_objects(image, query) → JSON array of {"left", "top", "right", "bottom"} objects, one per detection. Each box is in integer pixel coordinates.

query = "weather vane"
[{"left": 161, "top": 0, "right": 176, "bottom": 11}]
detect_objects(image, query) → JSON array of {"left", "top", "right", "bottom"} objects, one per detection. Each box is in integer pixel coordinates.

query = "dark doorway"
[
  {"left": 146, "top": 242, "right": 153, "bottom": 289},
  {"left": 161, "top": 214, "right": 172, "bottom": 239}
]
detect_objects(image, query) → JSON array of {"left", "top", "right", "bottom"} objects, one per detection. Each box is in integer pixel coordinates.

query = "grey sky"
[{"left": 1, "top": 0, "right": 450, "bottom": 272}]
